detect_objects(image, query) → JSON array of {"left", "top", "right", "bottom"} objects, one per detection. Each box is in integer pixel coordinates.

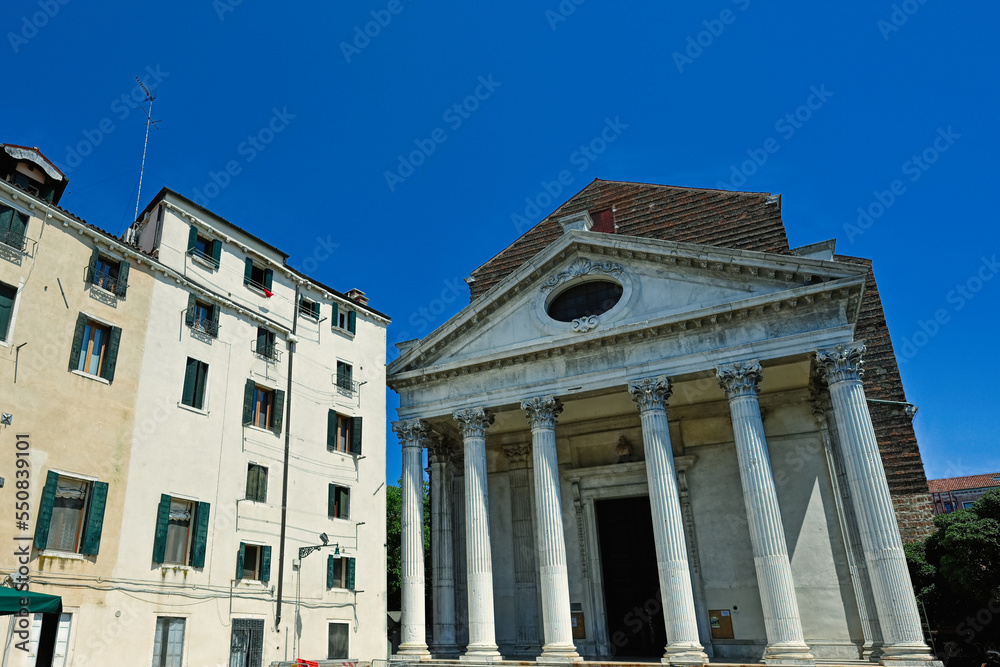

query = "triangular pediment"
[{"left": 388, "top": 231, "right": 868, "bottom": 381}]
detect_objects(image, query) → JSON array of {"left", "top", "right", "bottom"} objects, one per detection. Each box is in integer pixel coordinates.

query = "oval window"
[{"left": 547, "top": 280, "right": 623, "bottom": 322}]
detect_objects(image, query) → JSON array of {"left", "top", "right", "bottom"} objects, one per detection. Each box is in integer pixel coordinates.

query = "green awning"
[{"left": 0, "top": 587, "right": 62, "bottom": 615}]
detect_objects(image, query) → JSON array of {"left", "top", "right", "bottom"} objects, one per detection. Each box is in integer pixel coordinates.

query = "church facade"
[{"left": 386, "top": 181, "right": 938, "bottom": 666}]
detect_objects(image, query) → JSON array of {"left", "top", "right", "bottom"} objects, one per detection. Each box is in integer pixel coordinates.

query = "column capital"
[
  {"left": 816, "top": 342, "right": 866, "bottom": 385},
  {"left": 503, "top": 444, "right": 532, "bottom": 469},
  {"left": 428, "top": 436, "right": 457, "bottom": 465},
  {"left": 453, "top": 407, "right": 495, "bottom": 439},
  {"left": 393, "top": 419, "right": 429, "bottom": 449},
  {"left": 627, "top": 375, "right": 673, "bottom": 412},
  {"left": 716, "top": 360, "right": 763, "bottom": 399},
  {"left": 521, "top": 395, "right": 563, "bottom": 430}
]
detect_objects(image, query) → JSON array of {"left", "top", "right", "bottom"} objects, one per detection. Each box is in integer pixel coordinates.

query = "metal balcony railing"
[
  {"left": 0, "top": 228, "right": 27, "bottom": 252},
  {"left": 333, "top": 375, "right": 360, "bottom": 398},
  {"left": 90, "top": 271, "right": 120, "bottom": 294},
  {"left": 252, "top": 339, "right": 280, "bottom": 362},
  {"left": 186, "top": 314, "right": 220, "bottom": 338}
]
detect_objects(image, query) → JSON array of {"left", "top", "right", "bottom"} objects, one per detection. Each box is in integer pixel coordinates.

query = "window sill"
[
  {"left": 38, "top": 550, "right": 88, "bottom": 561},
  {"left": 177, "top": 402, "right": 209, "bottom": 416},
  {"left": 331, "top": 326, "right": 355, "bottom": 339},
  {"left": 160, "top": 564, "right": 194, "bottom": 572},
  {"left": 245, "top": 424, "right": 280, "bottom": 437},
  {"left": 327, "top": 448, "right": 361, "bottom": 460},
  {"left": 71, "top": 369, "right": 109, "bottom": 385},
  {"left": 188, "top": 252, "right": 220, "bottom": 271}
]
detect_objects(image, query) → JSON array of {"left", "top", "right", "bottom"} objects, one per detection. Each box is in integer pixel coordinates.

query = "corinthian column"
[
  {"left": 716, "top": 361, "right": 814, "bottom": 666},
  {"left": 454, "top": 407, "right": 502, "bottom": 663},
  {"left": 521, "top": 396, "right": 582, "bottom": 664},
  {"left": 429, "top": 437, "right": 459, "bottom": 657},
  {"left": 503, "top": 444, "right": 542, "bottom": 657},
  {"left": 627, "top": 377, "right": 708, "bottom": 667},
  {"left": 392, "top": 419, "right": 432, "bottom": 660},
  {"left": 815, "top": 344, "right": 938, "bottom": 666}
]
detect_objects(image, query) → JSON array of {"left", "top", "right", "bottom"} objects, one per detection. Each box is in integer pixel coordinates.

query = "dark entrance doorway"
[{"left": 596, "top": 496, "right": 664, "bottom": 659}]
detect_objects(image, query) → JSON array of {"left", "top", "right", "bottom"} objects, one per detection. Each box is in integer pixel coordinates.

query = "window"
[
  {"left": 187, "top": 225, "right": 221, "bottom": 268},
  {"left": 242, "top": 380, "right": 285, "bottom": 433},
  {"left": 943, "top": 502, "right": 953, "bottom": 513},
  {"left": 299, "top": 297, "right": 321, "bottom": 319},
  {"left": 236, "top": 542, "right": 271, "bottom": 582},
  {"left": 34, "top": 471, "right": 108, "bottom": 555},
  {"left": 152, "top": 495, "right": 210, "bottom": 567},
  {"left": 0, "top": 281, "right": 16, "bottom": 341},
  {"left": 254, "top": 327, "right": 277, "bottom": 360},
  {"left": 69, "top": 314, "right": 122, "bottom": 382},
  {"left": 86, "top": 248, "right": 129, "bottom": 298},
  {"left": 243, "top": 258, "right": 273, "bottom": 293},
  {"left": 230, "top": 619, "right": 264, "bottom": 667},
  {"left": 326, "top": 555, "right": 356, "bottom": 591},
  {"left": 152, "top": 617, "right": 186, "bottom": 667},
  {"left": 336, "top": 361, "right": 353, "bottom": 393},
  {"left": 185, "top": 294, "right": 219, "bottom": 337},
  {"left": 0, "top": 203, "right": 28, "bottom": 251},
  {"left": 329, "top": 484, "right": 350, "bottom": 519},
  {"left": 246, "top": 464, "right": 267, "bottom": 503},
  {"left": 27, "top": 612, "right": 72, "bottom": 667},
  {"left": 331, "top": 302, "right": 356, "bottom": 334},
  {"left": 181, "top": 358, "right": 209, "bottom": 410},
  {"left": 547, "top": 280, "right": 624, "bottom": 322},
  {"left": 328, "top": 622, "right": 350, "bottom": 659},
  {"left": 327, "top": 412, "right": 363, "bottom": 454},
  {"left": 963, "top": 501, "right": 975, "bottom": 509}
]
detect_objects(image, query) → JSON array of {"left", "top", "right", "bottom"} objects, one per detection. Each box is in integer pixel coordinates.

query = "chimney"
[{"left": 345, "top": 288, "right": 369, "bottom": 306}]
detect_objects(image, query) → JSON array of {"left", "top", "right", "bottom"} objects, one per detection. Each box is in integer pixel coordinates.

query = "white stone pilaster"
[
  {"left": 627, "top": 377, "right": 708, "bottom": 667},
  {"left": 454, "top": 407, "right": 503, "bottom": 663},
  {"left": 716, "top": 361, "right": 814, "bottom": 666},
  {"left": 815, "top": 344, "right": 939, "bottom": 667},
  {"left": 393, "top": 419, "right": 432, "bottom": 660},
  {"left": 429, "top": 438, "right": 460, "bottom": 658},
  {"left": 521, "top": 396, "right": 582, "bottom": 664}
]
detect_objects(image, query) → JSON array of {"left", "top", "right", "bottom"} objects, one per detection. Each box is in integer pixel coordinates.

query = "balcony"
[
  {"left": 333, "top": 375, "right": 360, "bottom": 399},
  {"left": 252, "top": 339, "right": 280, "bottom": 363},
  {"left": 185, "top": 313, "right": 219, "bottom": 338},
  {"left": 0, "top": 227, "right": 26, "bottom": 252}
]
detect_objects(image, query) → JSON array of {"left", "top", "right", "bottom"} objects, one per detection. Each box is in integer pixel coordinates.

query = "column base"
[
  {"left": 661, "top": 644, "right": 709, "bottom": 666},
  {"left": 537, "top": 642, "right": 582, "bottom": 664},
  {"left": 880, "top": 642, "right": 942, "bottom": 667},
  {"left": 460, "top": 645, "right": 503, "bottom": 663},
  {"left": 393, "top": 644, "right": 432, "bottom": 661},
  {"left": 764, "top": 641, "right": 815, "bottom": 667},
  {"left": 429, "top": 643, "right": 463, "bottom": 659},
  {"left": 863, "top": 641, "right": 885, "bottom": 663}
]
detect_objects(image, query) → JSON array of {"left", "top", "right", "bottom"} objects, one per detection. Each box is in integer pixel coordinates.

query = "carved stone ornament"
[
  {"left": 452, "top": 407, "right": 495, "bottom": 439},
  {"left": 571, "top": 315, "right": 600, "bottom": 333},
  {"left": 716, "top": 360, "right": 763, "bottom": 400},
  {"left": 503, "top": 444, "right": 532, "bottom": 468},
  {"left": 627, "top": 375, "right": 673, "bottom": 412},
  {"left": 521, "top": 395, "right": 563, "bottom": 430},
  {"left": 615, "top": 435, "right": 639, "bottom": 464},
  {"left": 539, "top": 258, "right": 624, "bottom": 293},
  {"left": 392, "top": 418, "right": 428, "bottom": 449},
  {"left": 815, "top": 342, "right": 865, "bottom": 385},
  {"left": 427, "top": 435, "right": 456, "bottom": 465}
]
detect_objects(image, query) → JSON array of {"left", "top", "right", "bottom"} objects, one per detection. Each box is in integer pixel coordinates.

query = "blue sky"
[{"left": 3, "top": 1, "right": 998, "bottom": 485}]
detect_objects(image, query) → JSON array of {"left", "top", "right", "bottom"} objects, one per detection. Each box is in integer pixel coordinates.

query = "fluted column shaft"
[
  {"left": 504, "top": 445, "right": 542, "bottom": 657},
  {"left": 430, "top": 441, "right": 459, "bottom": 657},
  {"left": 627, "top": 377, "right": 707, "bottom": 667},
  {"left": 454, "top": 408, "right": 502, "bottom": 663},
  {"left": 816, "top": 344, "right": 937, "bottom": 666},
  {"left": 522, "top": 397, "right": 581, "bottom": 664},
  {"left": 716, "top": 362, "right": 814, "bottom": 665},
  {"left": 393, "top": 420, "right": 432, "bottom": 659}
]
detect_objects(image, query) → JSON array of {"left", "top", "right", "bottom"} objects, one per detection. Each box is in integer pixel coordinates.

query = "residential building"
[
  {"left": 387, "top": 180, "right": 940, "bottom": 665},
  {"left": 0, "top": 145, "right": 389, "bottom": 666},
  {"left": 929, "top": 472, "right": 1000, "bottom": 514}
]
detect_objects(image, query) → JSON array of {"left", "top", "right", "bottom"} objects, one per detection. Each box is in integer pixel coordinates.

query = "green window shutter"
[
  {"left": 245, "top": 467, "right": 256, "bottom": 500},
  {"left": 190, "top": 502, "right": 210, "bottom": 568},
  {"left": 211, "top": 239, "right": 222, "bottom": 268},
  {"left": 331, "top": 302, "right": 338, "bottom": 327},
  {"left": 152, "top": 494, "right": 171, "bottom": 563},
  {"left": 350, "top": 417, "right": 363, "bottom": 455},
  {"left": 327, "top": 554, "right": 335, "bottom": 589},
  {"left": 68, "top": 313, "right": 87, "bottom": 372},
  {"left": 312, "top": 301, "right": 321, "bottom": 319},
  {"left": 0, "top": 206, "right": 12, "bottom": 232},
  {"left": 272, "top": 389, "right": 285, "bottom": 434},
  {"left": 328, "top": 484, "right": 336, "bottom": 518},
  {"left": 87, "top": 247, "right": 99, "bottom": 284},
  {"left": 115, "top": 261, "right": 130, "bottom": 298},
  {"left": 33, "top": 471, "right": 59, "bottom": 550},
  {"left": 263, "top": 268, "right": 273, "bottom": 291},
  {"left": 242, "top": 379, "right": 255, "bottom": 424},
  {"left": 210, "top": 303, "right": 220, "bottom": 335},
  {"left": 185, "top": 293, "right": 197, "bottom": 327},
  {"left": 243, "top": 258, "right": 253, "bottom": 286},
  {"left": 347, "top": 310, "right": 356, "bottom": 334},
  {"left": 182, "top": 358, "right": 198, "bottom": 407},
  {"left": 0, "top": 283, "right": 16, "bottom": 340},
  {"left": 236, "top": 542, "right": 245, "bottom": 578},
  {"left": 341, "top": 487, "right": 350, "bottom": 520},
  {"left": 187, "top": 225, "right": 198, "bottom": 253},
  {"left": 101, "top": 326, "right": 122, "bottom": 382},
  {"left": 261, "top": 545, "right": 272, "bottom": 583},
  {"left": 327, "top": 410, "right": 337, "bottom": 451},
  {"left": 347, "top": 557, "right": 356, "bottom": 591},
  {"left": 80, "top": 481, "right": 109, "bottom": 556}
]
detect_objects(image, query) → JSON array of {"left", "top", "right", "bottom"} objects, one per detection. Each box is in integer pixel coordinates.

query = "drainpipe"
[{"left": 275, "top": 284, "right": 299, "bottom": 631}]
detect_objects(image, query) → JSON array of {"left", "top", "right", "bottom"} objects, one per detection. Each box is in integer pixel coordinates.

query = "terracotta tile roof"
[{"left": 928, "top": 473, "right": 1000, "bottom": 494}]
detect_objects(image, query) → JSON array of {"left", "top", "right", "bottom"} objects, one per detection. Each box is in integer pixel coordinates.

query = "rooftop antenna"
[{"left": 133, "top": 76, "right": 161, "bottom": 224}]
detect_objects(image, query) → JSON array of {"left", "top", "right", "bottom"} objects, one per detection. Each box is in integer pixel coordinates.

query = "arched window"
[{"left": 547, "top": 280, "right": 623, "bottom": 322}]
